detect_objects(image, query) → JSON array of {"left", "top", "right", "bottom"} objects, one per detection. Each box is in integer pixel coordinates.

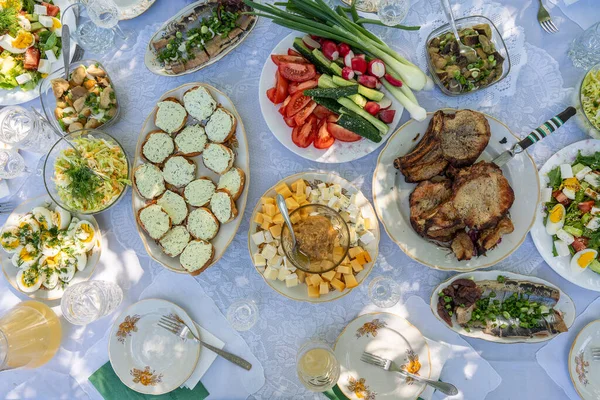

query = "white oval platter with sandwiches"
[
  {"left": 372, "top": 109, "right": 539, "bottom": 271},
  {"left": 133, "top": 83, "right": 249, "bottom": 275},
  {"left": 248, "top": 171, "right": 379, "bottom": 303}
]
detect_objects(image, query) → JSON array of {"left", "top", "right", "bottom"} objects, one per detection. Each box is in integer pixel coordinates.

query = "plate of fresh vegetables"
[
  {"left": 0, "top": 0, "right": 76, "bottom": 105},
  {"left": 531, "top": 139, "right": 600, "bottom": 292}
]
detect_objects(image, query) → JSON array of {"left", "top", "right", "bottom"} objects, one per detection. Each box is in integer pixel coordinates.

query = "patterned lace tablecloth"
[{"left": 0, "top": 0, "right": 599, "bottom": 399}]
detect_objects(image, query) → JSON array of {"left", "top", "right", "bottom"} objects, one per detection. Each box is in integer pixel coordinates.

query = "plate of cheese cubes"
[
  {"left": 132, "top": 83, "right": 249, "bottom": 276},
  {"left": 248, "top": 171, "right": 379, "bottom": 302}
]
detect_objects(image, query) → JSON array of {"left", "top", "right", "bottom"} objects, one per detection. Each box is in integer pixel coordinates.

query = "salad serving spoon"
[
  {"left": 440, "top": 0, "right": 477, "bottom": 63},
  {"left": 276, "top": 194, "right": 310, "bottom": 268}
]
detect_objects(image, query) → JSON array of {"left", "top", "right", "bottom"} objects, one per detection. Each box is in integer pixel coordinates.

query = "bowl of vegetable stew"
[{"left": 425, "top": 15, "right": 510, "bottom": 96}]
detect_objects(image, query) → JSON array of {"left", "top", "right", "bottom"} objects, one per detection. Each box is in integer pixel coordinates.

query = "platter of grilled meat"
[{"left": 372, "top": 109, "right": 539, "bottom": 271}]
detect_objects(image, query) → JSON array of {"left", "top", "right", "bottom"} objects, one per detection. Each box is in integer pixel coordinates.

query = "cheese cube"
[
  {"left": 355, "top": 252, "right": 367, "bottom": 265},
  {"left": 264, "top": 203, "right": 276, "bottom": 217},
  {"left": 269, "top": 224, "right": 282, "bottom": 239},
  {"left": 309, "top": 274, "right": 323, "bottom": 286},
  {"left": 283, "top": 257, "right": 296, "bottom": 271},
  {"left": 327, "top": 196, "right": 338, "bottom": 209},
  {"left": 340, "top": 211, "right": 351, "bottom": 222},
  {"left": 44, "top": 50, "right": 58, "bottom": 63},
  {"left": 263, "top": 266, "right": 278, "bottom": 280},
  {"left": 335, "top": 272, "right": 342, "bottom": 280},
  {"left": 272, "top": 213, "right": 284, "bottom": 225},
  {"left": 293, "top": 194, "right": 307, "bottom": 204},
  {"left": 331, "top": 278, "right": 345, "bottom": 292},
  {"left": 253, "top": 253, "right": 266, "bottom": 267},
  {"left": 554, "top": 239, "right": 571, "bottom": 257},
  {"left": 364, "top": 218, "right": 373, "bottom": 230},
  {"left": 263, "top": 231, "right": 274, "bottom": 244},
  {"left": 15, "top": 73, "right": 32, "bottom": 85},
  {"left": 362, "top": 251, "right": 372, "bottom": 263},
  {"left": 277, "top": 267, "right": 290, "bottom": 281},
  {"left": 344, "top": 274, "right": 358, "bottom": 288},
  {"left": 351, "top": 259, "right": 364, "bottom": 272},
  {"left": 268, "top": 254, "right": 282, "bottom": 268},
  {"left": 277, "top": 245, "right": 285, "bottom": 256},
  {"left": 337, "top": 265, "right": 352, "bottom": 274},
  {"left": 290, "top": 213, "right": 301, "bottom": 224},
  {"left": 37, "top": 59, "right": 52, "bottom": 74},
  {"left": 296, "top": 270, "right": 306, "bottom": 283},
  {"left": 308, "top": 285, "right": 320, "bottom": 298},
  {"left": 305, "top": 186, "right": 312, "bottom": 198},
  {"left": 321, "top": 187, "right": 332, "bottom": 201},
  {"left": 39, "top": 15, "right": 54, "bottom": 28},
  {"left": 260, "top": 220, "right": 271, "bottom": 231},
  {"left": 338, "top": 195, "right": 351, "bottom": 209},
  {"left": 285, "top": 197, "right": 300, "bottom": 211},
  {"left": 285, "top": 273, "right": 299, "bottom": 288},
  {"left": 317, "top": 182, "right": 327, "bottom": 190},
  {"left": 292, "top": 179, "right": 306, "bottom": 194},
  {"left": 360, "top": 231, "right": 376, "bottom": 245},
  {"left": 251, "top": 231, "right": 266, "bottom": 246},
  {"left": 333, "top": 246, "right": 345, "bottom": 259},
  {"left": 256, "top": 266, "right": 265, "bottom": 274},
  {"left": 300, "top": 200, "right": 310, "bottom": 206},
  {"left": 254, "top": 212, "right": 264, "bottom": 224},
  {"left": 261, "top": 244, "right": 277, "bottom": 260},
  {"left": 34, "top": 4, "right": 47, "bottom": 15},
  {"left": 276, "top": 186, "right": 293, "bottom": 198},
  {"left": 309, "top": 189, "right": 319, "bottom": 202},
  {"left": 261, "top": 197, "right": 275, "bottom": 205},
  {"left": 319, "top": 282, "right": 330, "bottom": 295},
  {"left": 332, "top": 184, "right": 342, "bottom": 196},
  {"left": 348, "top": 247, "right": 364, "bottom": 258},
  {"left": 321, "top": 270, "right": 336, "bottom": 282},
  {"left": 560, "top": 164, "right": 573, "bottom": 179}
]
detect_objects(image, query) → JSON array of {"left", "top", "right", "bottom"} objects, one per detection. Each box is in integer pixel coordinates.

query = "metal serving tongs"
[{"left": 492, "top": 106, "right": 577, "bottom": 167}]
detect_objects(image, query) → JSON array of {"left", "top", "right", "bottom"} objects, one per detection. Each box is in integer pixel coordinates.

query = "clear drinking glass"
[
  {"left": 62, "top": 3, "right": 115, "bottom": 54},
  {"left": 227, "top": 299, "right": 258, "bottom": 331},
  {"left": 0, "top": 149, "right": 29, "bottom": 179},
  {"left": 569, "top": 21, "right": 600, "bottom": 69},
  {"left": 368, "top": 276, "right": 401, "bottom": 308},
  {"left": 297, "top": 340, "right": 340, "bottom": 392},
  {"left": 377, "top": 0, "right": 410, "bottom": 26},
  {"left": 0, "top": 106, "right": 54, "bottom": 153},
  {"left": 60, "top": 281, "right": 123, "bottom": 325},
  {"left": 87, "top": 0, "right": 135, "bottom": 48}
]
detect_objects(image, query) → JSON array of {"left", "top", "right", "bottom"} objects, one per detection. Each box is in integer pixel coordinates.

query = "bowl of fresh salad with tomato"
[{"left": 259, "top": 32, "right": 405, "bottom": 163}]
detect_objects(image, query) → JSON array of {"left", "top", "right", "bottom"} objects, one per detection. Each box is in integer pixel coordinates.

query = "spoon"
[
  {"left": 62, "top": 24, "right": 70, "bottom": 80},
  {"left": 276, "top": 194, "right": 310, "bottom": 269},
  {"left": 441, "top": 0, "right": 477, "bottom": 63}
]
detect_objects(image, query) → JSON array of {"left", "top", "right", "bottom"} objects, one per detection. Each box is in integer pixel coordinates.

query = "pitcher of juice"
[{"left": 0, "top": 301, "right": 62, "bottom": 370}]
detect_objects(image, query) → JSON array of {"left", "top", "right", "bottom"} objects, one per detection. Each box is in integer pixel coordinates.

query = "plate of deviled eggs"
[{"left": 0, "top": 195, "right": 101, "bottom": 300}]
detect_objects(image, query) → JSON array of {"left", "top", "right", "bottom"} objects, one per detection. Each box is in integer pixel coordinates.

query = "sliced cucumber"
[
  {"left": 337, "top": 114, "right": 381, "bottom": 143},
  {"left": 332, "top": 75, "right": 357, "bottom": 86},
  {"left": 348, "top": 93, "right": 367, "bottom": 108},
  {"left": 30, "top": 22, "right": 44, "bottom": 31},
  {"left": 304, "top": 86, "right": 359, "bottom": 99},
  {"left": 572, "top": 163, "right": 586, "bottom": 175},
  {"left": 590, "top": 259, "right": 600, "bottom": 274},
  {"left": 26, "top": 13, "right": 39, "bottom": 22},
  {"left": 318, "top": 75, "right": 336, "bottom": 89},
  {"left": 338, "top": 98, "right": 388, "bottom": 135},
  {"left": 358, "top": 85, "right": 385, "bottom": 102},
  {"left": 330, "top": 62, "right": 343, "bottom": 77},
  {"left": 563, "top": 225, "right": 583, "bottom": 237},
  {"left": 293, "top": 38, "right": 332, "bottom": 75}
]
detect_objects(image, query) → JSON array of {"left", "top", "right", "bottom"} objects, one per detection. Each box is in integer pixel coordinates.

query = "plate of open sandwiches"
[
  {"left": 431, "top": 271, "right": 575, "bottom": 343},
  {"left": 132, "top": 83, "right": 249, "bottom": 275},
  {"left": 372, "top": 109, "right": 539, "bottom": 271},
  {"left": 145, "top": 0, "right": 257, "bottom": 76}
]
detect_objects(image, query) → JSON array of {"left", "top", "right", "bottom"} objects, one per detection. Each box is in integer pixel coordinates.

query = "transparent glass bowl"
[
  {"left": 282, "top": 204, "right": 350, "bottom": 273},
  {"left": 43, "top": 129, "right": 130, "bottom": 215},
  {"left": 425, "top": 15, "right": 511, "bottom": 96},
  {"left": 579, "top": 62, "right": 600, "bottom": 136},
  {"left": 39, "top": 59, "right": 120, "bottom": 133}
]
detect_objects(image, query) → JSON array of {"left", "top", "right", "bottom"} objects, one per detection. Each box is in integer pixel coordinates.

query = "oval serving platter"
[
  {"left": 0, "top": 195, "right": 101, "bottom": 300},
  {"left": 144, "top": 0, "right": 258, "bottom": 77},
  {"left": 372, "top": 110, "right": 539, "bottom": 272},
  {"left": 133, "top": 83, "right": 249, "bottom": 274},
  {"left": 430, "top": 271, "right": 576, "bottom": 344},
  {"left": 114, "top": 0, "right": 156, "bottom": 20}
]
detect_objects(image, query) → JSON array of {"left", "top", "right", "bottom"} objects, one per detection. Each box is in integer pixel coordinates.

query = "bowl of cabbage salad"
[{"left": 580, "top": 62, "right": 600, "bottom": 137}]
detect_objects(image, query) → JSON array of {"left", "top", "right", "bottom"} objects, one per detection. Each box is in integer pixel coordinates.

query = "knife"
[{"left": 493, "top": 106, "right": 577, "bottom": 167}]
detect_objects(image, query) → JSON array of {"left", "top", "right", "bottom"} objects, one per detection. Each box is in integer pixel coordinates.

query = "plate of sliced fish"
[{"left": 430, "top": 271, "right": 575, "bottom": 343}]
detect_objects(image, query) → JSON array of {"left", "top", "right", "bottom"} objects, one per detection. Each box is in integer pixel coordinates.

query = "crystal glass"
[
  {"left": 0, "top": 301, "right": 62, "bottom": 370},
  {"left": 569, "top": 21, "right": 600, "bottom": 69},
  {"left": 61, "top": 281, "right": 123, "bottom": 325},
  {"left": 377, "top": 0, "right": 410, "bottom": 26},
  {"left": 227, "top": 299, "right": 258, "bottom": 331},
  {"left": 0, "top": 107, "right": 54, "bottom": 153},
  {"left": 368, "top": 276, "right": 401, "bottom": 308},
  {"left": 62, "top": 3, "right": 115, "bottom": 54},
  {"left": 297, "top": 340, "right": 340, "bottom": 392},
  {"left": 0, "top": 149, "right": 29, "bottom": 179},
  {"left": 87, "top": 0, "right": 135, "bottom": 48}
]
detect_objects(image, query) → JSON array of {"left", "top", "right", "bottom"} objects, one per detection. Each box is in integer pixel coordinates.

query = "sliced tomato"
[
  {"left": 326, "top": 114, "right": 339, "bottom": 123},
  {"left": 42, "top": 2, "right": 60, "bottom": 17},
  {"left": 285, "top": 92, "right": 311, "bottom": 117},
  {"left": 552, "top": 190, "right": 570, "bottom": 206},
  {"left": 278, "top": 62, "right": 316, "bottom": 82},
  {"left": 24, "top": 48, "right": 40, "bottom": 70},
  {"left": 278, "top": 95, "right": 292, "bottom": 115},
  {"left": 289, "top": 79, "right": 318, "bottom": 95},
  {"left": 272, "top": 70, "right": 288, "bottom": 104},
  {"left": 579, "top": 200, "right": 595, "bottom": 213},
  {"left": 572, "top": 237, "right": 589, "bottom": 252},
  {"left": 328, "top": 123, "right": 362, "bottom": 142},
  {"left": 312, "top": 105, "right": 333, "bottom": 119},
  {"left": 284, "top": 116, "right": 296, "bottom": 127},
  {"left": 271, "top": 55, "right": 309, "bottom": 66},
  {"left": 292, "top": 120, "right": 316, "bottom": 148},
  {"left": 288, "top": 48, "right": 301, "bottom": 56},
  {"left": 266, "top": 87, "right": 276, "bottom": 103},
  {"left": 314, "top": 120, "right": 335, "bottom": 149},
  {"left": 294, "top": 101, "right": 317, "bottom": 126}
]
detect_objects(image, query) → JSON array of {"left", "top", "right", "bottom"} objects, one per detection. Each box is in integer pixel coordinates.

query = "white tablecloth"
[{"left": 0, "top": 0, "right": 598, "bottom": 398}]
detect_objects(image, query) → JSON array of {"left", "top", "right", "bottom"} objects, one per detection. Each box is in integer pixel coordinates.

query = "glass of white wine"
[{"left": 297, "top": 340, "right": 340, "bottom": 392}]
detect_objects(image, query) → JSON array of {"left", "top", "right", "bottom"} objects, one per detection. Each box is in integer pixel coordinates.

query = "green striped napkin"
[
  {"left": 323, "top": 385, "right": 425, "bottom": 400},
  {"left": 89, "top": 361, "right": 209, "bottom": 400}
]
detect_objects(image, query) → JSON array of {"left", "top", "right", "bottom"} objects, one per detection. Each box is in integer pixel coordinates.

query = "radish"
[
  {"left": 379, "top": 109, "right": 396, "bottom": 123},
  {"left": 368, "top": 59, "right": 385, "bottom": 78},
  {"left": 375, "top": 79, "right": 382, "bottom": 89},
  {"left": 356, "top": 54, "right": 366, "bottom": 60},
  {"left": 365, "top": 102, "right": 381, "bottom": 116},
  {"left": 351, "top": 56, "right": 367, "bottom": 75},
  {"left": 344, "top": 51, "right": 355, "bottom": 68},
  {"left": 321, "top": 40, "right": 339, "bottom": 61},
  {"left": 384, "top": 73, "right": 403, "bottom": 87},
  {"left": 342, "top": 67, "right": 355, "bottom": 80},
  {"left": 303, "top": 35, "right": 321, "bottom": 49},
  {"left": 358, "top": 75, "right": 377, "bottom": 88},
  {"left": 338, "top": 43, "right": 351, "bottom": 57},
  {"left": 377, "top": 97, "right": 392, "bottom": 110}
]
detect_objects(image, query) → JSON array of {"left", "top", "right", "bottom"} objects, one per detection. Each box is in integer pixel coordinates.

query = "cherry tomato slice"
[
  {"left": 288, "top": 79, "right": 318, "bottom": 95},
  {"left": 312, "top": 105, "right": 333, "bottom": 120},
  {"left": 314, "top": 120, "right": 335, "bottom": 149},
  {"left": 266, "top": 87, "right": 276, "bottom": 103},
  {"left": 578, "top": 200, "right": 595, "bottom": 213},
  {"left": 278, "top": 62, "right": 316, "bottom": 82},
  {"left": 42, "top": 2, "right": 60, "bottom": 17},
  {"left": 271, "top": 55, "right": 309, "bottom": 65},
  {"left": 572, "top": 237, "right": 589, "bottom": 252},
  {"left": 294, "top": 101, "right": 317, "bottom": 126},
  {"left": 327, "top": 123, "right": 362, "bottom": 142},
  {"left": 292, "top": 121, "right": 316, "bottom": 148},
  {"left": 285, "top": 92, "right": 311, "bottom": 117},
  {"left": 273, "top": 70, "right": 288, "bottom": 104},
  {"left": 288, "top": 49, "right": 302, "bottom": 56},
  {"left": 284, "top": 116, "right": 296, "bottom": 127}
]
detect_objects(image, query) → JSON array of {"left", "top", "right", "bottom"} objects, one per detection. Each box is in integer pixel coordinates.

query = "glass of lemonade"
[
  {"left": 297, "top": 340, "right": 340, "bottom": 392},
  {"left": 0, "top": 301, "right": 62, "bottom": 370}
]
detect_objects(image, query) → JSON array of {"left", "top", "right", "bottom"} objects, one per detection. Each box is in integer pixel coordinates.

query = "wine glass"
[
  {"left": 368, "top": 276, "right": 401, "bottom": 308},
  {"left": 86, "top": 0, "right": 135, "bottom": 49},
  {"left": 63, "top": 3, "right": 115, "bottom": 54},
  {"left": 0, "top": 149, "right": 29, "bottom": 179}
]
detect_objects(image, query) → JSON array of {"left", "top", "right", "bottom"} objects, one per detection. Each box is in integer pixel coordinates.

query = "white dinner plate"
[
  {"left": 247, "top": 171, "right": 379, "bottom": 303},
  {"left": 114, "top": 0, "right": 156, "bottom": 20},
  {"left": 372, "top": 110, "right": 539, "bottom": 271},
  {"left": 569, "top": 319, "right": 600, "bottom": 400},
  {"left": 258, "top": 32, "right": 404, "bottom": 164},
  {"left": 531, "top": 139, "right": 600, "bottom": 292},
  {"left": 333, "top": 312, "right": 430, "bottom": 400},
  {"left": 0, "top": 0, "right": 77, "bottom": 105},
  {"left": 108, "top": 299, "right": 200, "bottom": 395},
  {"left": 0, "top": 195, "right": 101, "bottom": 300},
  {"left": 430, "top": 270, "right": 576, "bottom": 344}
]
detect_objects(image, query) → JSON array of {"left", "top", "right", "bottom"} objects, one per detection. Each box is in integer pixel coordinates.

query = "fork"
[
  {"left": 537, "top": 0, "right": 558, "bottom": 34},
  {"left": 592, "top": 347, "right": 600, "bottom": 361},
  {"left": 157, "top": 315, "right": 252, "bottom": 370},
  {"left": 0, "top": 202, "right": 15, "bottom": 214},
  {"left": 361, "top": 351, "right": 458, "bottom": 395}
]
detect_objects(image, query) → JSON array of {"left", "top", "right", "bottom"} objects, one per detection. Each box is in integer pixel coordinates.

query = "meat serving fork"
[
  {"left": 361, "top": 351, "right": 458, "bottom": 395},
  {"left": 157, "top": 314, "right": 252, "bottom": 370}
]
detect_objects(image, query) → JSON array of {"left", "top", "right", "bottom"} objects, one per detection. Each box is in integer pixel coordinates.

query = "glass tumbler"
[
  {"left": 227, "top": 299, "right": 259, "bottom": 331},
  {"left": 377, "top": 0, "right": 410, "bottom": 26},
  {"left": 0, "top": 149, "right": 29, "bottom": 179},
  {"left": 62, "top": 2, "right": 115, "bottom": 54},
  {"left": 297, "top": 340, "right": 340, "bottom": 392},
  {"left": 61, "top": 281, "right": 123, "bottom": 325},
  {"left": 569, "top": 21, "right": 600, "bottom": 69},
  {"left": 368, "top": 276, "right": 401, "bottom": 308},
  {"left": 0, "top": 106, "right": 54, "bottom": 153}
]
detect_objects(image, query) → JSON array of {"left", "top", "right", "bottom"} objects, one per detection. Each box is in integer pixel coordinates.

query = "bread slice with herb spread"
[
  {"left": 174, "top": 124, "right": 207, "bottom": 157},
  {"left": 162, "top": 156, "right": 196, "bottom": 188},
  {"left": 205, "top": 107, "right": 236, "bottom": 143},
  {"left": 134, "top": 163, "right": 166, "bottom": 200},
  {"left": 142, "top": 130, "right": 175, "bottom": 164},
  {"left": 203, "top": 143, "right": 234, "bottom": 175},
  {"left": 138, "top": 204, "right": 172, "bottom": 240},
  {"left": 156, "top": 190, "right": 188, "bottom": 225},
  {"left": 155, "top": 97, "right": 187, "bottom": 134},
  {"left": 159, "top": 225, "right": 191, "bottom": 257},
  {"left": 184, "top": 177, "right": 216, "bottom": 207},
  {"left": 180, "top": 239, "right": 214, "bottom": 276},
  {"left": 183, "top": 86, "right": 217, "bottom": 121},
  {"left": 217, "top": 167, "right": 245, "bottom": 201},
  {"left": 187, "top": 207, "right": 220, "bottom": 241},
  {"left": 210, "top": 189, "right": 237, "bottom": 224}
]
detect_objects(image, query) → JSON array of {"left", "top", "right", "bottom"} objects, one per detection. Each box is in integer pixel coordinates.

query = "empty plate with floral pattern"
[
  {"left": 333, "top": 313, "right": 431, "bottom": 400},
  {"left": 569, "top": 319, "right": 600, "bottom": 400},
  {"left": 108, "top": 299, "right": 200, "bottom": 395}
]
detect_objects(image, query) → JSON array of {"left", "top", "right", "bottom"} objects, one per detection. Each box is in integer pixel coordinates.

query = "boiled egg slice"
[
  {"left": 11, "top": 244, "right": 40, "bottom": 268},
  {"left": 43, "top": 270, "right": 59, "bottom": 290},
  {"left": 50, "top": 17, "right": 61, "bottom": 33},
  {"left": 17, "top": 15, "right": 31, "bottom": 32},
  {"left": 570, "top": 249, "right": 598, "bottom": 274},
  {"left": 546, "top": 204, "right": 566, "bottom": 235},
  {"left": 0, "top": 31, "right": 35, "bottom": 54},
  {"left": 73, "top": 220, "right": 96, "bottom": 252},
  {"left": 0, "top": 226, "right": 22, "bottom": 253},
  {"left": 41, "top": 231, "right": 61, "bottom": 257},
  {"left": 58, "top": 263, "right": 75, "bottom": 283},
  {"left": 17, "top": 215, "right": 40, "bottom": 236},
  {"left": 53, "top": 206, "right": 72, "bottom": 230},
  {"left": 16, "top": 268, "right": 44, "bottom": 293},
  {"left": 32, "top": 206, "right": 55, "bottom": 230},
  {"left": 76, "top": 253, "right": 87, "bottom": 271}
]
